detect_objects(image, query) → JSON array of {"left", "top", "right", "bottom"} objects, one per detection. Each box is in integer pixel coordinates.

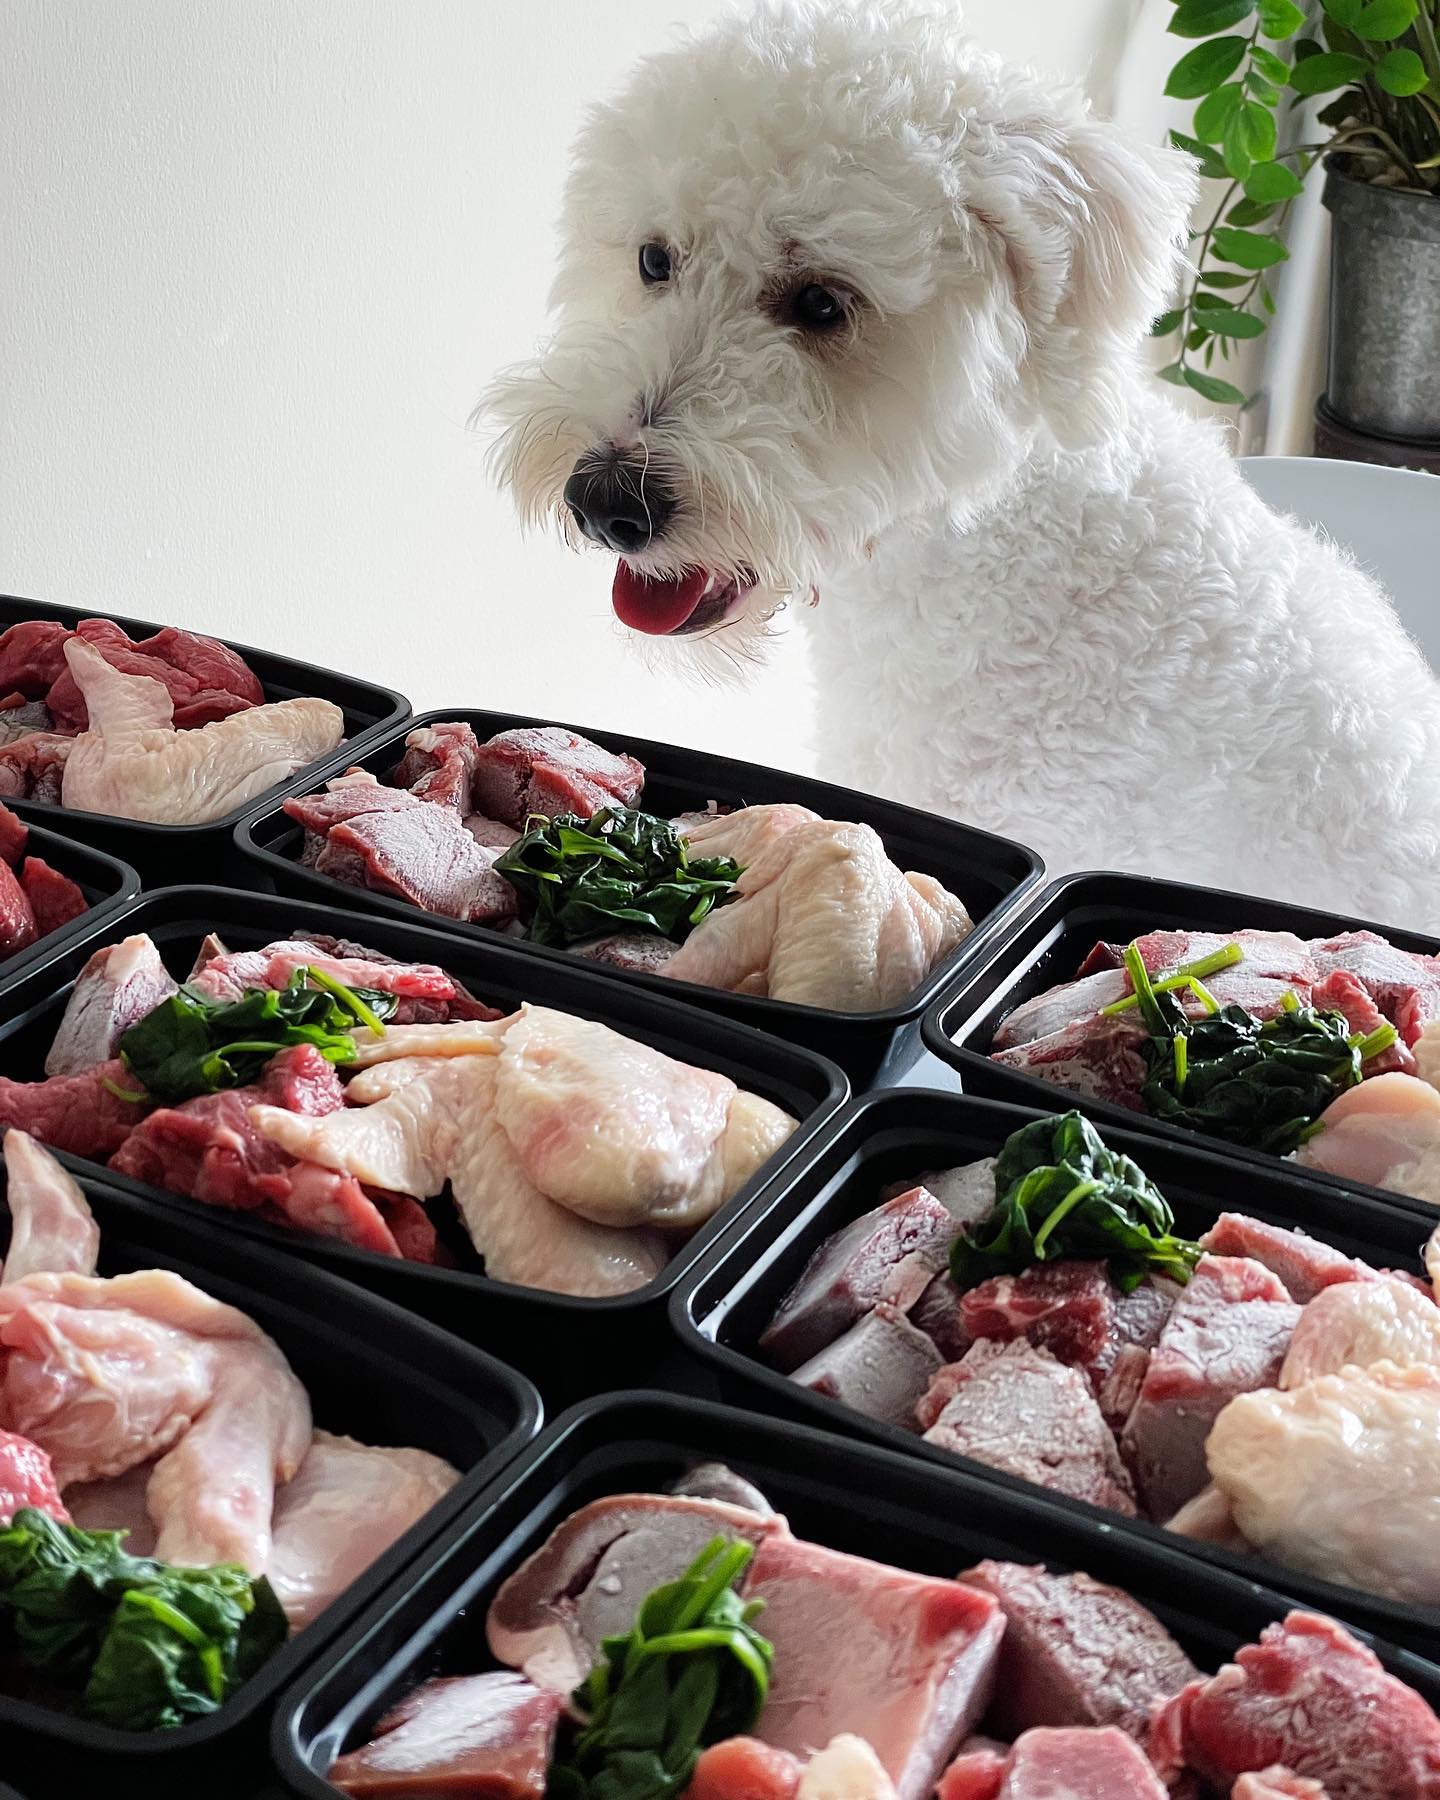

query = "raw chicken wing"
[
  {"left": 663, "top": 819, "right": 972, "bottom": 1010},
  {"left": 679, "top": 802, "right": 819, "bottom": 866},
  {"left": 1205, "top": 1359, "right": 1440, "bottom": 1605},
  {"left": 1280, "top": 1278, "right": 1440, "bottom": 1387},
  {"left": 1295, "top": 1072, "right": 1440, "bottom": 1205},
  {"left": 2, "top": 1128, "right": 99, "bottom": 1283},
  {"left": 59, "top": 637, "right": 343, "bottom": 825}
]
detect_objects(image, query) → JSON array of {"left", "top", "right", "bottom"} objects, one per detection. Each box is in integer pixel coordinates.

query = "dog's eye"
[
  {"left": 790, "top": 283, "right": 846, "bottom": 330},
  {"left": 639, "top": 242, "right": 673, "bottom": 285}
]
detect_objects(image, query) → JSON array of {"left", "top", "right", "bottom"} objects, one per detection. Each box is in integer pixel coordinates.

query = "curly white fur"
[{"left": 484, "top": 0, "right": 1440, "bottom": 932}]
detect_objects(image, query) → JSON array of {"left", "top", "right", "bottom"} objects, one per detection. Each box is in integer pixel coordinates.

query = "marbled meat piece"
[
  {"left": 470, "top": 725, "right": 644, "bottom": 827},
  {"left": 1122, "top": 1254, "right": 1299, "bottom": 1521},
  {"left": 570, "top": 930, "right": 678, "bottom": 975},
  {"left": 282, "top": 783, "right": 425, "bottom": 834},
  {"left": 986, "top": 1728, "right": 1169, "bottom": 1799},
  {"left": 0, "top": 1428, "right": 69, "bottom": 1524},
  {"left": 911, "top": 1274, "right": 975, "bottom": 1362},
  {"left": 1198, "top": 1214, "right": 1376, "bottom": 1306},
  {"left": 957, "top": 1560, "right": 1197, "bottom": 1739},
  {"left": 391, "top": 719, "right": 483, "bottom": 809},
  {"left": 0, "top": 731, "right": 71, "bottom": 803},
  {"left": 746, "top": 1531, "right": 1005, "bottom": 1800},
  {"left": 920, "top": 1340, "right": 1138, "bottom": 1516},
  {"left": 989, "top": 1014, "right": 1149, "bottom": 1109},
  {"left": 1092, "top": 1275, "right": 1183, "bottom": 1429},
  {"left": 323, "top": 804, "right": 519, "bottom": 924},
  {"left": 1312, "top": 968, "right": 1415, "bottom": 1074},
  {"left": 916, "top": 1157, "right": 1000, "bottom": 1231},
  {"left": 760, "top": 1186, "right": 957, "bottom": 1370},
  {"left": 959, "top": 1259, "right": 1115, "bottom": 1367},
  {"left": 1148, "top": 1611, "right": 1440, "bottom": 1800},
  {"left": 0, "top": 1060, "right": 150, "bottom": 1159},
  {"left": 789, "top": 1301, "right": 943, "bottom": 1430},
  {"left": 45, "top": 933, "right": 179, "bottom": 1077},
  {"left": 327, "top": 1671, "right": 561, "bottom": 1798},
  {"left": 1310, "top": 928, "right": 1440, "bottom": 1047}
]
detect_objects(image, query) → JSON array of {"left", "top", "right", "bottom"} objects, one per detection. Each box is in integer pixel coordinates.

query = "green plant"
[{"left": 1154, "top": 0, "right": 1440, "bottom": 405}]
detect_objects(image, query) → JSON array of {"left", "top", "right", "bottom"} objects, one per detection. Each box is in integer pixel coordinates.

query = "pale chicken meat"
[
  {"left": 267, "top": 1430, "right": 459, "bottom": 1628},
  {"left": 1295, "top": 1071, "right": 1440, "bottom": 1206},
  {"left": 678, "top": 802, "right": 819, "bottom": 866},
  {"left": 2, "top": 1127, "right": 99, "bottom": 1283},
  {"left": 59, "top": 636, "right": 344, "bottom": 825},
  {"left": 254, "top": 1005, "right": 796, "bottom": 1293},
  {"left": 662, "top": 818, "right": 972, "bottom": 1010},
  {"left": 1280, "top": 1278, "right": 1440, "bottom": 1387},
  {"left": 0, "top": 1267, "right": 311, "bottom": 1571},
  {"left": 1205, "top": 1360, "right": 1440, "bottom": 1605}
]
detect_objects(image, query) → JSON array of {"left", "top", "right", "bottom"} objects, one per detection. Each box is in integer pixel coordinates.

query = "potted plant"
[{"left": 1153, "top": 0, "right": 1440, "bottom": 453}]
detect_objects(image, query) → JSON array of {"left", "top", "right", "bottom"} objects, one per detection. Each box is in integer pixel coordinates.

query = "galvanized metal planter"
[{"left": 1323, "top": 160, "right": 1440, "bottom": 444}]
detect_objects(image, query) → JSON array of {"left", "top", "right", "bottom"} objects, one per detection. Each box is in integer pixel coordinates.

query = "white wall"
[{"left": 2, "top": 0, "right": 1135, "bottom": 777}]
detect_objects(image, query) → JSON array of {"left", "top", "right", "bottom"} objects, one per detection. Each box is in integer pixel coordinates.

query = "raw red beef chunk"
[
  {"left": 747, "top": 1531, "right": 1004, "bottom": 1800},
  {"left": 1198, "top": 1214, "right": 1376, "bottom": 1306},
  {"left": 43, "top": 618, "right": 262, "bottom": 732},
  {"left": 989, "top": 1014, "right": 1149, "bottom": 1110},
  {"left": 920, "top": 1340, "right": 1138, "bottom": 1516},
  {"left": 957, "top": 1560, "right": 1197, "bottom": 1739},
  {"left": 912, "top": 1158, "right": 1000, "bottom": 1232},
  {"left": 1148, "top": 1612, "right": 1440, "bottom": 1800},
  {"left": 283, "top": 782, "right": 425, "bottom": 834},
  {"left": 994, "top": 1728, "right": 1168, "bottom": 1799},
  {"left": 0, "top": 620, "right": 72, "bottom": 695},
  {"left": 688, "top": 1738, "right": 802, "bottom": 1799},
  {"left": 1122, "top": 1254, "right": 1299, "bottom": 1521},
  {"left": 0, "top": 732, "right": 71, "bottom": 802},
  {"left": 327, "top": 1671, "right": 562, "bottom": 1798},
  {"left": 324, "top": 805, "right": 518, "bottom": 925},
  {"left": 1311, "top": 968, "right": 1415, "bottom": 1074},
  {"left": 45, "top": 934, "right": 178, "bottom": 1077},
  {"left": 1311, "top": 928, "right": 1440, "bottom": 1047},
  {"left": 109, "top": 1045, "right": 435, "bottom": 1261},
  {"left": 789, "top": 1301, "right": 943, "bottom": 1430},
  {"left": 0, "top": 860, "right": 37, "bottom": 958},
  {"left": 0, "top": 1429, "right": 69, "bottom": 1525},
  {"left": 1076, "top": 929, "right": 1316, "bottom": 986},
  {"left": 1092, "top": 1275, "right": 1183, "bottom": 1429},
  {"left": 469, "top": 725, "right": 645, "bottom": 828},
  {"left": 760, "top": 1186, "right": 956, "bottom": 1369},
  {"left": 391, "top": 720, "right": 483, "bottom": 809},
  {"left": 0, "top": 1060, "right": 149, "bottom": 1159},
  {"left": 20, "top": 857, "right": 88, "bottom": 936},
  {"left": 937, "top": 1746, "right": 1007, "bottom": 1800},
  {"left": 188, "top": 936, "right": 497, "bottom": 1021},
  {"left": 960, "top": 1259, "right": 1115, "bottom": 1367},
  {"left": 911, "top": 1274, "right": 975, "bottom": 1362},
  {"left": 0, "top": 802, "right": 27, "bottom": 865}
]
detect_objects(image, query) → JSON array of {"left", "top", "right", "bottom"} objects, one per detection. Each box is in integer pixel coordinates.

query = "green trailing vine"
[{"left": 1155, "top": 0, "right": 1440, "bottom": 406}]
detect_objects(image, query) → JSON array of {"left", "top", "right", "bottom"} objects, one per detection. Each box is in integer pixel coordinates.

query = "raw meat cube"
[
  {"left": 1311, "top": 928, "right": 1440, "bottom": 1047},
  {"left": 920, "top": 1340, "right": 1138, "bottom": 1516},
  {"left": 325, "top": 804, "right": 519, "bottom": 924},
  {"left": 959, "top": 1259, "right": 1115, "bottom": 1367},
  {"left": 0, "top": 1060, "right": 150, "bottom": 1159},
  {"left": 391, "top": 720, "right": 483, "bottom": 810},
  {"left": 1148, "top": 1611, "right": 1440, "bottom": 1800},
  {"left": 936, "top": 1747, "right": 1006, "bottom": 1800},
  {"left": 689, "top": 1738, "right": 802, "bottom": 1799},
  {"left": 957, "top": 1560, "right": 1197, "bottom": 1739},
  {"left": 1121, "top": 1254, "right": 1299, "bottom": 1521},
  {"left": 45, "top": 933, "right": 179, "bottom": 1077},
  {"left": 1311, "top": 969, "right": 1415, "bottom": 1074},
  {"left": 1092, "top": 1275, "right": 1183, "bottom": 1429},
  {"left": 0, "top": 860, "right": 38, "bottom": 959},
  {"left": 327, "top": 1671, "right": 561, "bottom": 1798},
  {"left": 0, "top": 1428, "right": 69, "bottom": 1524},
  {"left": 464, "top": 812, "right": 521, "bottom": 850},
  {"left": 20, "top": 857, "right": 89, "bottom": 936},
  {"left": 570, "top": 930, "right": 678, "bottom": 975},
  {"left": 1198, "top": 1215, "right": 1373, "bottom": 1306},
  {"left": 746, "top": 1531, "right": 1005, "bottom": 1800},
  {"left": 761, "top": 1187, "right": 957, "bottom": 1370},
  {"left": 911, "top": 1274, "right": 975, "bottom": 1362},
  {"left": 789, "top": 1301, "right": 943, "bottom": 1429},
  {"left": 992, "top": 968, "right": 1133, "bottom": 1050},
  {"left": 0, "top": 619, "right": 71, "bottom": 696},
  {"left": 915, "top": 1157, "right": 1000, "bottom": 1230},
  {"left": 995, "top": 1727, "right": 1168, "bottom": 1799},
  {"left": 470, "top": 725, "right": 645, "bottom": 827},
  {"left": 0, "top": 801, "right": 28, "bottom": 865},
  {"left": 989, "top": 1014, "right": 1149, "bottom": 1110},
  {"left": 282, "top": 784, "right": 425, "bottom": 833}
]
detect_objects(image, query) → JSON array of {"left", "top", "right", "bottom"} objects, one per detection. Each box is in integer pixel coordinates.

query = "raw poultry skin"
[
  {"left": 266, "top": 1430, "right": 459, "bottom": 1628},
  {"left": 0, "top": 1267, "right": 311, "bottom": 1570},
  {"left": 1205, "top": 1358, "right": 1440, "bottom": 1605},
  {"left": 1280, "top": 1277, "right": 1440, "bottom": 1387},
  {"left": 254, "top": 1006, "right": 796, "bottom": 1296},
  {"left": 1296, "top": 1071, "right": 1440, "bottom": 1201},
  {"left": 1, "top": 1126, "right": 99, "bottom": 1283},
  {"left": 663, "top": 818, "right": 972, "bottom": 1010},
  {"left": 58, "top": 637, "right": 343, "bottom": 825}
]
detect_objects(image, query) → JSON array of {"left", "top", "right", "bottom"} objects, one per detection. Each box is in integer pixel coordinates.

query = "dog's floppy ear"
[{"left": 965, "top": 106, "right": 1197, "bottom": 445}]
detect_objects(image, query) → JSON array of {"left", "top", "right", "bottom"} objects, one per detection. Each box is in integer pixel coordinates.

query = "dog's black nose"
[{"left": 563, "top": 454, "right": 675, "bottom": 554}]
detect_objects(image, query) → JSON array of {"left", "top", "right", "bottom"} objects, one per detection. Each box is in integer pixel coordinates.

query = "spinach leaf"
[
  {"left": 1121, "top": 941, "right": 1399, "bottom": 1156},
  {"left": 951, "top": 1110, "right": 1203, "bottom": 1291},
  {"left": 495, "top": 808, "right": 741, "bottom": 949},
  {"left": 547, "top": 1536, "right": 772, "bottom": 1800},
  {"left": 118, "top": 966, "right": 397, "bottom": 1105},
  {"left": 0, "top": 1509, "right": 287, "bottom": 1732}
]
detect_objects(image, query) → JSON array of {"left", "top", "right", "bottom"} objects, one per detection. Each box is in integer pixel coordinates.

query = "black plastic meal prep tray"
[
  {"left": 0, "top": 593, "right": 410, "bottom": 883},
  {"left": 0, "top": 815, "right": 139, "bottom": 993},
  {"left": 233, "top": 705, "right": 1044, "bottom": 1087},
  {"left": 672, "top": 1085, "right": 1440, "bottom": 1656},
  {"left": 269, "top": 1390, "right": 1440, "bottom": 1799},
  {"left": 0, "top": 886, "right": 847, "bottom": 1401},
  {"left": 920, "top": 868, "right": 1440, "bottom": 1218},
  {"left": 0, "top": 1154, "right": 541, "bottom": 1798}
]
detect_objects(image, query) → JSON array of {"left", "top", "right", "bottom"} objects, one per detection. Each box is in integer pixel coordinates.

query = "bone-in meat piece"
[
  {"left": 470, "top": 725, "right": 644, "bottom": 827},
  {"left": 1, "top": 1129, "right": 99, "bottom": 1283},
  {"left": 1280, "top": 1277, "right": 1440, "bottom": 1387},
  {"left": 59, "top": 638, "right": 343, "bottom": 824},
  {"left": 45, "top": 932, "right": 178, "bottom": 1077}
]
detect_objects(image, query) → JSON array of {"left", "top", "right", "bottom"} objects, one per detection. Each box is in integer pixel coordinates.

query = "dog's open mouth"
[{"left": 611, "top": 564, "right": 754, "bottom": 636}]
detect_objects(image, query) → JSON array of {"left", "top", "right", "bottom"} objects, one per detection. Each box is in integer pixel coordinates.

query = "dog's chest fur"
[{"left": 806, "top": 385, "right": 1440, "bottom": 930}]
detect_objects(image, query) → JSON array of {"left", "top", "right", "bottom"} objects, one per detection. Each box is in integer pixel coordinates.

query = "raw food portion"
[{"left": 327, "top": 1671, "right": 562, "bottom": 1798}]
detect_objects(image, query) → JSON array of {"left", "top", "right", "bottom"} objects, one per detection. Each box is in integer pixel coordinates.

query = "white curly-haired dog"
[{"left": 485, "top": 0, "right": 1440, "bottom": 932}]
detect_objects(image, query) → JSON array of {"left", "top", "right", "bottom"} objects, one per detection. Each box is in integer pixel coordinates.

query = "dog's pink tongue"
[{"left": 612, "top": 563, "right": 709, "bottom": 635}]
